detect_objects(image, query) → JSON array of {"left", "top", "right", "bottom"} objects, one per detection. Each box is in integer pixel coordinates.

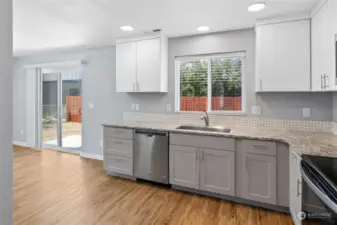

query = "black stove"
[{"left": 301, "top": 154, "right": 337, "bottom": 224}]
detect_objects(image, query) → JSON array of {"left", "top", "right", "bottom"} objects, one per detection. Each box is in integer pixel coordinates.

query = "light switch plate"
[
  {"left": 20, "top": 129, "right": 24, "bottom": 135},
  {"left": 252, "top": 105, "right": 262, "bottom": 115},
  {"left": 136, "top": 104, "right": 139, "bottom": 111},
  {"left": 166, "top": 104, "right": 172, "bottom": 112},
  {"left": 303, "top": 108, "right": 311, "bottom": 118},
  {"left": 88, "top": 102, "right": 94, "bottom": 109}
]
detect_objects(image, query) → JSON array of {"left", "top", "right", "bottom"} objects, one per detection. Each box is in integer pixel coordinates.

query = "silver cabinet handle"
[
  {"left": 323, "top": 74, "right": 326, "bottom": 89},
  {"left": 291, "top": 152, "right": 296, "bottom": 159},
  {"left": 297, "top": 179, "right": 301, "bottom": 197},
  {"left": 325, "top": 74, "right": 329, "bottom": 88},
  {"left": 113, "top": 130, "right": 123, "bottom": 133},
  {"left": 113, "top": 140, "right": 123, "bottom": 144},
  {"left": 321, "top": 74, "right": 324, "bottom": 89},
  {"left": 253, "top": 144, "right": 267, "bottom": 148},
  {"left": 133, "top": 83, "right": 135, "bottom": 92}
]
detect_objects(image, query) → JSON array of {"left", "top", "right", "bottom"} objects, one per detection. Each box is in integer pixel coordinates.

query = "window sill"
[{"left": 175, "top": 111, "right": 247, "bottom": 116}]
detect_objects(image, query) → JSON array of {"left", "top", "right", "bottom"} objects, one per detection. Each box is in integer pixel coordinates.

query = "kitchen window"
[{"left": 175, "top": 52, "right": 245, "bottom": 113}]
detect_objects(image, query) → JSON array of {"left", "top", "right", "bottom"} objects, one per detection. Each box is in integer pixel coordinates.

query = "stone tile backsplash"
[
  {"left": 123, "top": 112, "right": 333, "bottom": 133},
  {"left": 333, "top": 122, "right": 337, "bottom": 134}
]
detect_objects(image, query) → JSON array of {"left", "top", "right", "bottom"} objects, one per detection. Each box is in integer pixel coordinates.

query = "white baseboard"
[
  {"left": 80, "top": 152, "right": 103, "bottom": 161},
  {"left": 13, "top": 141, "right": 28, "bottom": 147}
]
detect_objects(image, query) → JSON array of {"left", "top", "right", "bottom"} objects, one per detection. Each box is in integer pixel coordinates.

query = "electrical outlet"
[
  {"left": 303, "top": 108, "right": 311, "bottom": 118},
  {"left": 166, "top": 104, "right": 172, "bottom": 112},
  {"left": 252, "top": 105, "right": 261, "bottom": 115},
  {"left": 136, "top": 104, "right": 140, "bottom": 111},
  {"left": 88, "top": 102, "right": 94, "bottom": 109},
  {"left": 100, "top": 140, "right": 103, "bottom": 147},
  {"left": 20, "top": 129, "right": 24, "bottom": 135},
  {"left": 132, "top": 104, "right": 135, "bottom": 111}
]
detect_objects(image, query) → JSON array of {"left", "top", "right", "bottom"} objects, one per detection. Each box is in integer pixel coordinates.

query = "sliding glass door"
[
  {"left": 42, "top": 73, "right": 60, "bottom": 147},
  {"left": 41, "top": 68, "right": 82, "bottom": 151}
]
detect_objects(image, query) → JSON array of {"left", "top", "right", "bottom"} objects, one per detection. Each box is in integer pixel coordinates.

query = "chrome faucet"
[{"left": 200, "top": 111, "right": 210, "bottom": 126}]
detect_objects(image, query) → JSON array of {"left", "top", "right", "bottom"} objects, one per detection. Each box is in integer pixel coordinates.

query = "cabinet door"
[
  {"left": 200, "top": 149, "right": 235, "bottom": 196},
  {"left": 241, "top": 153, "right": 277, "bottom": 205},
  {"left": 325, "top": 0, "right": 336, "bottom": 89},
  {"left": 312, "top": 8, "right": 324, "bottom": 91},
  {"left": 169, "top": 145, "right": 199, "bottom": 189},
  {"left": 136, "top": 38, "right": 161, "bottom": 92},
  {"left": 104, "top": 154, "right": 133, "bottom": 176},
  {"left": 290, "top": 150, "right": 302, "bottom": 225},
  {"left": 116, "top": 42, "right": 137, "bottom": 92},
  {"left": 256, "top": 20, "right": 310, "bottom": 92}
]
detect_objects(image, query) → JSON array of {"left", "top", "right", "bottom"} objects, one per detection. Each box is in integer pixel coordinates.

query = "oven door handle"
[{"left": 300, "top": 166, "right": 337, "bottom": 214}]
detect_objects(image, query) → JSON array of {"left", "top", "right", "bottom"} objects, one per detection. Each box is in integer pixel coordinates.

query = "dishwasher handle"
[{"left": 134, "top": 130, "right": 168, "bottom": 136}]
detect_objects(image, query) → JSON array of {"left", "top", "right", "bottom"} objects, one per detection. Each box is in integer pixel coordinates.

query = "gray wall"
[
  {"left": 333, "top": 93, "right": 337, "bottom": 122},
  {"left": 13, "top": 28, "right": 334, "bottom": 156},
  {"left": 1, "top": 0, "right": 13, "bottom": 223},
  {"left": 129, "top": 29, "right": 332, "bottom": 121}
]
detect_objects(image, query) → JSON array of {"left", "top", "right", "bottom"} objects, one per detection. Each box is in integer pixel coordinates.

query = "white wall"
[{"left": 0, "top": 0, "right": 13, "bottom": 224}]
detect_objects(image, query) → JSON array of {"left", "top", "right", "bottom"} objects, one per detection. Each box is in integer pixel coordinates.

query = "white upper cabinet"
[
  {"left": 311, "top": 0, "right": 337, "bottom": 91},
  {"left": 116, "top": 42, "right": 137, "bottom": 92},
  {"left": 116, "top": 36, "right": 168, "bottom": 93},
  {"left": 255, "top": 20, "right": 311, "bottom": 92}
]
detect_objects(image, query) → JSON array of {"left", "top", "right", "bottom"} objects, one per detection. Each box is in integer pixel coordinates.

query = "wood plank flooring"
[{"left": 13, "top": 145, "right": 295, "bottom": 225}]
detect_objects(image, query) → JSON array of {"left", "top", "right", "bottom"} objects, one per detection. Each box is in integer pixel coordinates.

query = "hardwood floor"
[{"left": 14, "top": 145, "right": 295, "bottom": 225}]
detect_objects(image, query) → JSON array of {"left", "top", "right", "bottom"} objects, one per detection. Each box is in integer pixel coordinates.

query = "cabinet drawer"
[
  {"left": 242, "top": 139, "right": 276, "bottom": 156},
  {"left": 104, "top": 154, "right": 133, "bottom": 176},
  {"left": 104, "top": 138, "right": 133, "bottom": 157},
  {"left": 170, "top": 133, "right": 235, "bottom": 151},
  {"left": 104, "top": 127, "right": 133, "bottom": 139}
]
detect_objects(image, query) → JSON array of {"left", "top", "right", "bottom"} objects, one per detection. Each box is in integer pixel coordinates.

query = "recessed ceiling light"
[
  {"left": 197, "top": 26, "right": 210, "bottom": 32},
  {"left": 248, "top": 2, "right": 266, "bottom": 12},
  {"left": 120, "top": 25, "right": 134, "bottom": 31}
]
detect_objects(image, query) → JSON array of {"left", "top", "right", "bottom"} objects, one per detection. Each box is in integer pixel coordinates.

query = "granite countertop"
[{"left": 102, "top": 121, "right": 337, "bottom": 158}]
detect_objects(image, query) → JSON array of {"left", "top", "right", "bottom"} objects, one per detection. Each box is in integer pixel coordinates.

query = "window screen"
[{"left": 177, "top": 54, "right": 243, "bottom": 112}]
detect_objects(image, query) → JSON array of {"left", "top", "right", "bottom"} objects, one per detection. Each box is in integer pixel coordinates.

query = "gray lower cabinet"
[
  {"left": 200, "top": 148, "right": 235, "bottom": 196},
  {"left": 103, "top": 127, "right": 133, "bottom": 177},
  {"left": 169, "top": 144, "right": 235, "bottom": 196},
  {"left": 104, "top": 154, "right": 133, "bottom": 176},
  {"left": 241, "top": 153, "right": 277, "bottom": 205},
  {"left": 169, "top": 145, "right": 199, "bottom": 189}
]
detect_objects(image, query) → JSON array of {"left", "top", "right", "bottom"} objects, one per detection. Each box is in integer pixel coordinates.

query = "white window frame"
[{"left": 175, "top": 52, "right": 246, "bottom": 115}]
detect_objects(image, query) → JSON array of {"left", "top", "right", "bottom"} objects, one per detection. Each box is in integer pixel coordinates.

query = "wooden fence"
[
  {"left": 66, "top": 96, "right": 82, "bottom": 123},
  {"left": 180, "top": 96, "right": 241, "bottom": 111}
]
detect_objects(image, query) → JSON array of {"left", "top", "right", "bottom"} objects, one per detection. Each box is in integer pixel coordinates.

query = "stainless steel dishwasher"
[{"left": 134, "top": 130, "right": 169, "bottom": 184}]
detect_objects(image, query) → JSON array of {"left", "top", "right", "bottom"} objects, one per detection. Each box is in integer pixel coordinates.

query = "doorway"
[{"left": 40, "top": 68, "right": 82, "bottom": 151}]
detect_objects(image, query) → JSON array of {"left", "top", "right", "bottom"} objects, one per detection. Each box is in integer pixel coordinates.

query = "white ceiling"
[{"left": 13, "top": 0, "right": 320, "bottom": 56}]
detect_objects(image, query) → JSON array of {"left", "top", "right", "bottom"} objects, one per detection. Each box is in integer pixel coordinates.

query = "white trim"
[
  {"left": 256, "top": 16, "right": 310, "bottom": 27},
  {"left": 176, "top": 51, "right": 246, "bottom": 61},
  {"left": 175, "top": 53, "right": 246, "bottom": 114},
  {"left": 13, "top": 141, "right": 28, "bottom": 147},
  {"left": 310, "top": 0, "right": 328, "bottom": 18},
  {"left": 241, "top": 55, "right": 247, "bottom": 114},
  {"left": 80, "top": 152, "right": 103, "bottom": 161},
  {"left": 24, "top": 60, "right": 86, "bottom": 69},
  {"left": 207, "top": 59, "right": 212, "bottom": 112},
  {"left": 116, "top": 34, "right": 164, "bottom": 44},
  {"left": 175, "top": 60, "right": 181, "bottom": 112}
]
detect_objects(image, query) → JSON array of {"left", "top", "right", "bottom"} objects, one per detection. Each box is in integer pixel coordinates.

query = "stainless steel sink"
[{"left": 176, "top": 125, "right": 231, "bottom": 133}]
